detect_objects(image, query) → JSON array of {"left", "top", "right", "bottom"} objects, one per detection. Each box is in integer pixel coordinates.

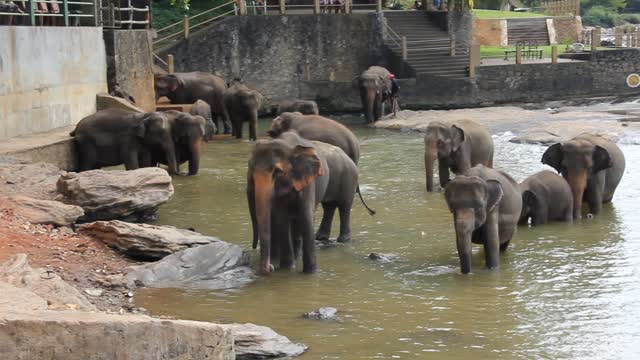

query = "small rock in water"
[
  {"left": 368, "top": 252, "right": 399, "bottom": 263},
  {"left": 84, "top": 289, "right": 103, "bottom": 297},
  {"left": 303, "top": 307, "right": 338, "bottom": 320}
]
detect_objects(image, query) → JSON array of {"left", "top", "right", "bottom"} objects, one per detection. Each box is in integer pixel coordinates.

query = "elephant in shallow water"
[
  {"left": 223, "top": 80, "right": 263, "bottom": 141},
  {"left": 542, "top": 134, "right": 625, "bottom": 218},
  {"left": 247, "top": 132, "right": 361, "bottom": 274},
  {"left": 353, "top": 66, "right": 392, "bottom": 123},
  {"left": 444, "top": 165, "right": 522, "bottom": 274},
  {"left": 519, "top": 170, "right": 573, "bottom": 225},
  {"left": 424, "top": 119, "right": 494, "bottom": 192}
]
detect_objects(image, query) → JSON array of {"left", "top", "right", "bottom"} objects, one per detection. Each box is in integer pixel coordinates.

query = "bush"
[
  {"left": 621, "top": 13, "right": 640, "bottom": 24},
  {"left": 583, "top": 6, "right": 623, "bottom": 27}
]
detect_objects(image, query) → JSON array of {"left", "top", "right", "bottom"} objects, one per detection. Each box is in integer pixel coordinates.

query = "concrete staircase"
[
  {"left": 507, "top": 18, "right": 550, "bottom": 45},
  {"left": 383, "top": 11, "right": 469, "bottom": 79}
]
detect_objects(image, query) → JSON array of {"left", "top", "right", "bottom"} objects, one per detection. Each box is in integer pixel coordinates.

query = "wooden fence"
[{"left": 538, "top": 0, "right": 580, "bottom": 16}]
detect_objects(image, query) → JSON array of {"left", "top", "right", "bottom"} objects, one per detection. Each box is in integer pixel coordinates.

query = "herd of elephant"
[{"left": 68, "top": 65, "right": 626, "bottom": 276}]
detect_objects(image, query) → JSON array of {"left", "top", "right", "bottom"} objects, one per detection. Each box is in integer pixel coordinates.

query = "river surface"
[{"left": 138, "top": 115, "right": 640, "bottom": 359}]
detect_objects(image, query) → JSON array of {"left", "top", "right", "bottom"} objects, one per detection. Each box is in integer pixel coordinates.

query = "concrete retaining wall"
[{"left": 0, "top": 27, "right": 107, "bottom": 140}]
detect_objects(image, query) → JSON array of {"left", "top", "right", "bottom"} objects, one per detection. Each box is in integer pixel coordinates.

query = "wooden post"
[
  {"left": 591, "top": 27, "right": 599, "bottom": 54},
  {"left": 279, "top": 0, "right": 285, "bottom": 14},
  {"left": 615, "top": 28, "right": 622, "bottom": 47},
  {"left": 469, "top": 44, "right": 480, "bottom": 79},
  {"left": 551, "top": 45, "right": 558, "bottom": 64},
  {"left": 314, "top": 0, "right": 320, "bottom": 14},
  {"left": 515, "top": 46, "right": 522, "bottom": 64},
  {"left": 401, "top": 36, "right": 407, "bottom": 61},
  {"left": 239, "top": 0, "right": 247, "bottom": 15},
  {"left": 376, "top": 0, "right": 382, "bottom": 12},
  {"left": 167, "top": 55, "right": 175, "bottom": 74},
  {"left": 183, "top": 15, "right": 190, "bottom": 39},
  {"left": 449, "top": 34, "right": 456, "bottom": 56},
  {"left": 345, "top": 0, "right": 351, "bottom": 14}
]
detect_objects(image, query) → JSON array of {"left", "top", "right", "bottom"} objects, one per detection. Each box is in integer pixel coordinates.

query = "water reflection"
[{"left": 137, "top": 116, "right": 640, "bottom": 359}]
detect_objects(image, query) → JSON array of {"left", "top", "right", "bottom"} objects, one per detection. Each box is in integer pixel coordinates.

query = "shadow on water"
[{"left": 138, "top": 115, "right": 640, "bottom": 359}]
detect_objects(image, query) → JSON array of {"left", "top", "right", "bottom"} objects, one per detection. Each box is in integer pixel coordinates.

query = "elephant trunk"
[
  {"left": 253, "top": 171, "right": 275, "bottom": 275},
  {"left": 247, "top": 179, "right": 259, "bottom": 250},
  {"left": 163, "top": 140, "right": 179, "bottom": 175},
  {"left": 249, "top": 111, "right": 258, "bottom": 141},
  {"left": 454, "top": 209, "right": 474, "bottom": 274},
  {"left": 566, "top": 170, "right": 587, "bottom": 219},
  {"left": 425, "top": 141, "right": 437, "bottom": 192},
  {"left": 188, "top": 139, "right": 202, "bottom": 176},
  {"left": 365, "top": 89, "right": 376, "bottom": 123}
]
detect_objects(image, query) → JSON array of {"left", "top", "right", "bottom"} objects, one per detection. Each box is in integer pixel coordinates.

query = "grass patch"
[
  {"left": 473, "top": 9, "right": 546, "bottom": 19},
  {"left": 480, "top": 45, "right": 568, "bottom": 58}
]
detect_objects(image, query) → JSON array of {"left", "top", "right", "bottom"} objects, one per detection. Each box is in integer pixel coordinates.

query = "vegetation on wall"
[{"left": 581, "top": 0, "right": 640, "bottom": 27}]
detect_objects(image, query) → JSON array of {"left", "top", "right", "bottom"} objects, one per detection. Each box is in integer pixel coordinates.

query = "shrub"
[
  {"left": 621, "top": 13, "right": 640, "bottom": 24},
  {"left": 583, "top": 6, "right": 623, "bottom": 27}
]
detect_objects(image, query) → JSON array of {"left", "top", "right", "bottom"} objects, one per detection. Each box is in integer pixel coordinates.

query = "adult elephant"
[
  {"left": 424, "top": 119, "right": 494, "bottom": 192},
  {"left": 70, "top": 109, "right": 177, "bottom": 174},
  {"left": 154, "top": 72, "right": 231, "bottom": 134},
  {"left": 189, "top": 99, "right": 216, "bottom": 141},
  {"left": 444, "top": 165, "right": 522, "bottom": 274},
  {"left": 519, "top": 170, "right": 573, "bottom": 225},
  {"left": 223, "top": 81, "right": 263, "bottom": 141},
  {"left": 268, "top": 112, "right": 376, "bottom": 215},
  {"left": 353, "top": 66, "right": 392, "bottom": 123},
  {"left": 247, "top": 132, "right": 360, "bottom": 274},
  {"left": 277, "top": 99, "right": 319, "bottom": 115},
  {"left": 542, "top": 134, "right": 625, "bottom": 218},
  {"left": 150, "top": 110, "right": 209, "bottom": 176}
]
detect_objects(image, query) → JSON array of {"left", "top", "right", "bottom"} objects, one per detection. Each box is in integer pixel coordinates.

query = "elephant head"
[
  {"left": 353, "top": 73, "right": 385, "bottom": 123},
  {"left": 424, "top": 122, "right": 465, "bottom": 192},
  {"left": 247, "top": 133, "right": 324, "bottom": 274},
  {"left": 165, "top": 110, "right": 209, "bottom": 175},
  {"left": 136, "top": 112, "right": 178, "bottom": 175},
  {"left": 267, "top": 112, "right": 303, "bottom": 138},
  {"left": 542, "top": 139, "right": 612, "bottom": 218},
  {"left": 444, "top": 176, "right": 503, "bottom": 274},
  {"left": 154, "top": 74, "right": 182, "bottom": 100}
]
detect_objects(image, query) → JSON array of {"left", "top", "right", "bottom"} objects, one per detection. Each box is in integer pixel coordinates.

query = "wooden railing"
[
  {"left": 0, "top": 0, "right": 100, "bottom": 26},
  {"left": 101, "top": 0, "right": 150, "bottom": 29}
]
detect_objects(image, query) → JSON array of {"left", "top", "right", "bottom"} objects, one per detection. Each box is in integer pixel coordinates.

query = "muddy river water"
[{"left": 138, "top": 115, "right": 640, "bottom": 359}]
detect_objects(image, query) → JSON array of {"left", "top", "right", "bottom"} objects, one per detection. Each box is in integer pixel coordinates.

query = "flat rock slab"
[
  {"left": 0, "top": 162, "right": 61, "bottom": 200},
  {"left": 126, "top": 242, "right": 255, "bottom": 290},
  {"left": 56, "top": 168, "right": 174, "bottom": 222},
  {"left": 0, "top": 254, "right": 96, "bottom": 311},
  {"left": 509, "top": 123, "right": 620, "bottom": 144},
  {"left": 0, "top": 281, "right": 48, "bottom": 313},
  {"left": 220, "top": 323, "right": 308, "bottom": 359},
  {"left": 78, "top": 220, "right": 216, "bottom": 260},
  {"left": 96, "top": 93, "right": 144, "bottom": 113},
  {"left": 1, "top": 310, "right": 235, "bottom": 360},
  {"left": 0, "top": 195, "right": 84, "bottom": 226}
]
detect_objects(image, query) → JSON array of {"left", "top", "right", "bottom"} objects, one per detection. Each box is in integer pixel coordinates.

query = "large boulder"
[
  {"left": 78, "top": 221, "right": 216, "bottom": 260},
  {"left": 56, "top": 168, "right": 174, "bottom": 222},
  {"left": 0, "top": 254, "right": 96, "bottom": 311},
  {"left": 0, "top": 196, "right": 84, "bottom": 226},
  {"left": 0, "top": 310, "right": 235, "bottom": 360},
  {"left": 0, "top": 162, "right": 61, "bottom": 200},
  {"left": 0, "top": 281, "right": 48, "bottom": 313},
  {"left": 126, "top": 242, "right": 255, "bottom": 290},
  {"left": 220, "top": 323, "right": 308, "bottom": 359}
]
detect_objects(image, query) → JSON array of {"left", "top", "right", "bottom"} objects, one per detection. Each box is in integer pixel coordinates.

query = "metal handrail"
[
  {"left": 384, "top": 22, "right": 401, "bottom": 48},
  {"left": 154, "top": 9, "right": 235, "bottom": 45},
  {"left": 155, "top": 0, "right": 235, "bottom": 34}
]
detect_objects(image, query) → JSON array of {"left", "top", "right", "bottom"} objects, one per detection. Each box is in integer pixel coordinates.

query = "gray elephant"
[
  {"left": 444, "top": 165, "right": 522, "bottom": 274},
  {"left": 150, "top": 110, "right": 209, "bottom": 176},
  {"left": 519, "top": 170, "right": 573, "bottom": 225},
  {"left": 70, "top": 109, "right": 178, "bottom": 174},
  {"left": 353, "top": 66, "right": 392, "bottom": 123},
  {"left": 189, "top": 99, "right": 216, "bottom": 141},
  {"left": 542, "top": 134, "right": 625, "bottom": 218},
  {"left": 247, "top": 132, "right": 361, "bottom": 274},
  {"left": 424, "top": 119, "right": 494, "bottom": 192},
  {"left": 154, "top": 72, "right": 231, "bottom": 134},
  {"left": 277, "top": 99, "right": 319, "bottom": 115},
  {"left": 223, "top": 80, "right": 263, "bottom": 141}
]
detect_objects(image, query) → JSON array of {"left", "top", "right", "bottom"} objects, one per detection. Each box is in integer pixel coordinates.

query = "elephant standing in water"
[
  {"left": 189, "top": 100, "right": 217, "bottom": 141},
  {"left": 70, "top": 109, "right": 178, "bottom": 174},
  {"left": 353, "top": 66, "right": 392, "bottom": 123},
  {"left": 223, "top": 80, "right": 263, "bottom": 141},
  {"left": 154, "top": 72, "right": 231, "bottom": 134},
  {"left": 519, "top": 170, "right": 573, "bottom": 225},
  {"left": 444, "top": 165, "right": 522, "bottom": 274},
  {"left": 247, "top": 132, "right": 361, "bottom": 274},
  {"left": 277, "top": 99, "right": 319, "bottom": 115},
  {"left": 424, "top": 119, "right": 494, "bottom": 192},
  {"left": 542, "top": 134, "right": 625, "bottom": 218}
]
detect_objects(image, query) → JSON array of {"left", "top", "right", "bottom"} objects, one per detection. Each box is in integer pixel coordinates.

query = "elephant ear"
[
  {"left": 166, "top": 74, "right": 182, "bottom": 92},
  {"left": 485, "top": 180, "right": 504, "bottom": 213},
  {"left": 451, "top": 125, "right": 465, "bottom": 152},
  {"left": 290, "top": 145, "right": 323, "bottom": 192},
  {"left": 592, "top": 145, "right": 612, "bottom": 173},
  {"left": 522, "top": 190, "right": 537, "bottom": 208},
  {"left": 541, "top": 143, "right": 564, "bottom": 173}
]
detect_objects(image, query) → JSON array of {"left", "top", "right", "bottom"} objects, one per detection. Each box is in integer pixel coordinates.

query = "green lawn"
[
  {"left": 480, "top": 45, "right": 568, "bottom": 58},
  {"left": 473, "top": 9, "right": 546, "bottom": 19}
]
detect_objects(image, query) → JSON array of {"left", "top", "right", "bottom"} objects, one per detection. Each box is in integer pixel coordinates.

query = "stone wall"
[
  {"left": 0, "top": 27, "right": 107, "bottom": 140},
  {"left": 551, "top": 16, "right": 582, "bottom": 44},
  {"left": 474, "top": 18, "right": 506, "bottom": 46},
  {"left": 104, "top": 30, "right": 156, "bottom": 112},
  {"left": 159, "top": 14, "right": 386, "bottom": 111}
]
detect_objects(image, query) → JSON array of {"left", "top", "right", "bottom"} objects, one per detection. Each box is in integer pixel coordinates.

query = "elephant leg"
[
  {"left": 300, "top": 203, "right": 317, "bottom": 273},
  {"left": 272, "top": 205, "right": 294, "bottom": 269},
  {"left": 531, "top": 206, "right": 548, "bottom": 226},
  {"left": 221, "top": 114, "right": 232, "bottom": 135},
  {"left": 585, "top": 178, "right": 604, "bottom": 215},
  {"left": 438, "top": 157, "right": 451, "bottom": 189},
  {"left": 316, "top": 203, "right": 336, "bottom": 241},
  {"left": 77, "top": 142, "right": 97, "bottom": 171},
  {"left": 498, "top": 225, "right": 515, "bottom": 252},
  {"left": 212, "top": 115, "right": 221, "bottom": 135},
  {"left": 249, "top": 115, "right": 257, "bottom": 142},
  {"left": 290, "top": 217, "right": 302, "bottom": 260},
  {"left": 235, "top": 120, "right": 244, "bottom": 139},
  {"left": 373, "top": 94, "right": 383, "bottom": 121},
  {"left": 483, "top": 211, "right": 500, "bottom": 269},
  {"left": 188, "top": 140, "right": 201, "bottom": 176},
  {"left": 123, "top": 147, "right": 140, "bottom": 170},
  {"left": 138, "top": 150, "right": 152, "bottom": 168},
  {"left": 336, "top": 202, "right": 353, "bottom": 243}
]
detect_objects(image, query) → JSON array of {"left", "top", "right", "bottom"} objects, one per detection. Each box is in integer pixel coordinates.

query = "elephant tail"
[{"left": 357, "top": 185, "right": 376, "bottom": 216}]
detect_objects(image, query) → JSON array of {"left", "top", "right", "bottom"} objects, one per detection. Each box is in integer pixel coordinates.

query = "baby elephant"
[
  {"left": 444, "top": 165, "right": 522, "bottom": 274},
  {"left": 519, "top": 170, "right": 573, "bottom": 226},
  {"left": 277, "top": 99, "right": 319, "bottom": 115}
]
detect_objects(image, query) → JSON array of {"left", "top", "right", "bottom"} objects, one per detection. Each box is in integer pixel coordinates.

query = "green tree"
[{"left": 582, "top": 0, "right": 627, "bottom": 11}]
